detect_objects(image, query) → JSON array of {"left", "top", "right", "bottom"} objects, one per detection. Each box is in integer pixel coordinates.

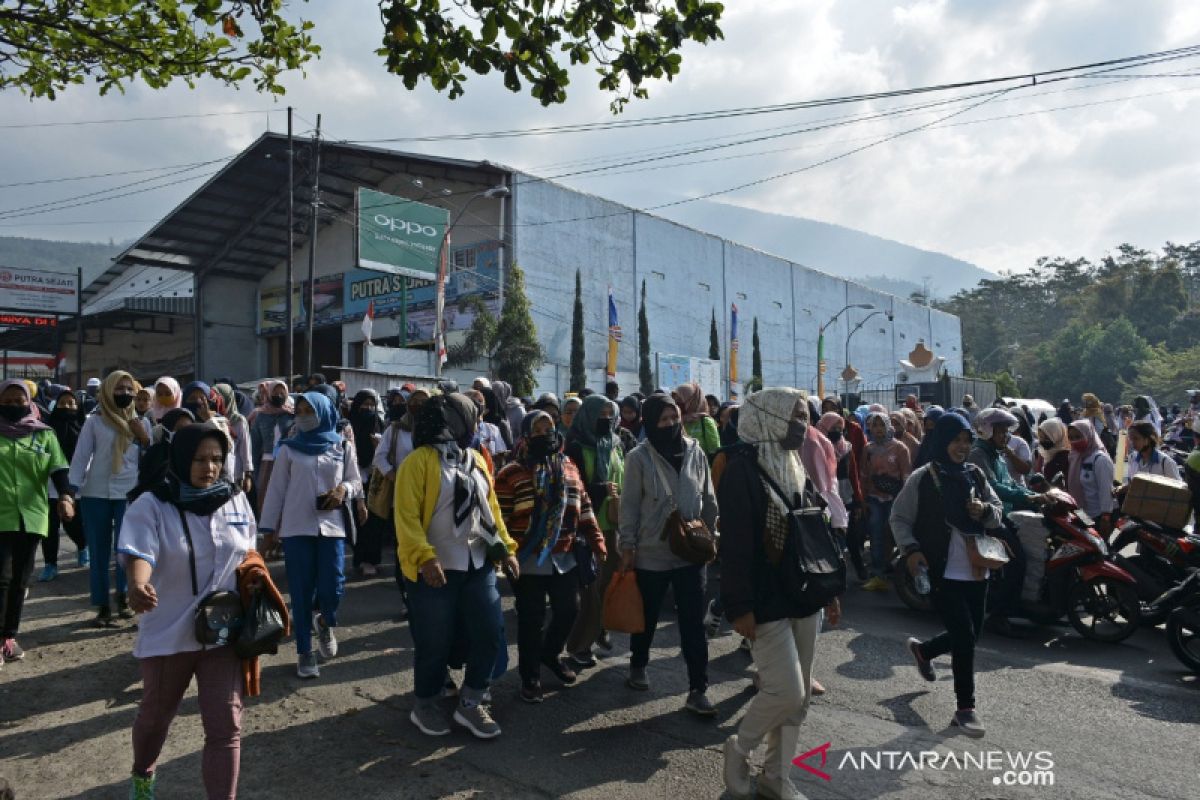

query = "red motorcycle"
[
  {"left": 1109, "top": 516, "right": 1200, "bottom": 625},
  {"left": 895, "top": 489, "right": 1142, "bottom": 642}
]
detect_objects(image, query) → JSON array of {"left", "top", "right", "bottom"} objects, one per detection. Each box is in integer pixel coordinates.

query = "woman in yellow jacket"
[{"left": 394, "top": 393, "right": 519, "bottom": 741}]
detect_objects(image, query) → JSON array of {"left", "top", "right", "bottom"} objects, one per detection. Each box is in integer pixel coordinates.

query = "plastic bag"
[
  {"left": 602, "top": 570, "right": 645, "bottom": 634},
  {"left": 234, "top": 588, "right": 286, "bottom": 658}
]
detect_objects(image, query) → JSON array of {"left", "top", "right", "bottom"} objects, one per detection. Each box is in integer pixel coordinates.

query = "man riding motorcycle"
[{"left": 967, "top": 408, "right": 1053, "bottom": 638}]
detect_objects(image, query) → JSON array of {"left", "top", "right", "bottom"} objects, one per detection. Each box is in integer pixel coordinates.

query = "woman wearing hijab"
[
  {"left": 618, "top": 393, "right": 719, "bottom": 715},
  {"left": 859, "top": 412, "right": 911, "bottom": 592},
  {"left": 68, "top": 370, "right": 152, "bottom": 626},
  {"left": 130, "top": 408, "right": 196, "bottom": 504},
  {"left": 181, "top": 382, "right": 241, "bottom": 489},
  {"left": 248, "top": 379, "right": 293, "bottom": 515},
  {"left": 371, "top": 388, "right": 429, "bottom": 594},
  {"left": 495, "top": 411, "right": 607, "bottom": 703},
  {"left": 819, "top": 412, "right": 867, "bottom": 581},
  {"left": 913, "top": 406, "right": 947, "bottom": 469},
  {"left": 348, "top": 389, "right": 388, "bottom": 578},
  {"left": 563, "top": 395, "right": 626, "bottom": 668},
  {"left": 1034, "top": 418, "right": 1070, "bottom": 486},
  {"left": 149, "top": 377, "right": 182, "bottom": 423},
  {"left": 892, "top": 413, "right": 1004, "bottom": 739},
  {"left": 394, "top": 393, "right": 519, "bottom": 740},
  {"left": 1066, "top": 419, "right": 1116, "bottom": 536},
  {"left": 117, "top": 423, "right": 257, "bottom": 799},
  {"left": 617, "top": 395, "right": 644, "bottom": 451},
  {"left": 134, "top": 384, "right": 153, "bottom": 421},
  {"left": 891, "top": 411, "right": 921, "bottom": 465},
  {"left": 559, "top": 396, "right": 582, "bottom": 437},
  {"left": 718, "top": 388, "right": 844, "bottom": 798},
  {"left": 40, "top": 389, "right": 88, "bottom": 581},
  {"left": 822, "top": 395, "right": 867, "bottom": 470},
  {"left": 480, "top": 386, "right": 514, "bottom": 453},
  {"left": 674, "top": 382, "right": 721, "bottom": 456},
  {"left": 0, "top": 380, "right": 73, "bottom": 668},
  {"left": 214, "top": 383, "right": 253, "bottom": 494},
  {"left": 259, "top": 391, "right": 362, "bottom": 679}
]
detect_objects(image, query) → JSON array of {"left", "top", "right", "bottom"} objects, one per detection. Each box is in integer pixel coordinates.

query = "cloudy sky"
[{"left": 2, "top": 0, "right": 1199, "bottom": 275}]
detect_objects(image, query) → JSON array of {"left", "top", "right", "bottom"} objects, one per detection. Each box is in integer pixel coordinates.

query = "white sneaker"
[
  {"left": 723, "top": 735, "right": 752, "bottom": 799},
  {"left": 314, "top": 613, "right": 338, "bottom": 659},
  {"left": 297, "top": 653, "right": 319, "bottom": 679}
]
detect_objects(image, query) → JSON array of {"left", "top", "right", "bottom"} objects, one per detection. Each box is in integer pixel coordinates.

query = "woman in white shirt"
[
  {"left": 1122, "top": 421, "right": 1182, "bottom": 484},
  {"left": 259, "top": 391, "right": 362, "bottom": 679},
  {"left": 118, "top": 422, "right": 256, "bottom": 800},
  {"left": 1067, "top": 420, "right": 1117, "bottom": 537},
  {"left": 67, "top": 370, "right": 152, "bottom": 627}
]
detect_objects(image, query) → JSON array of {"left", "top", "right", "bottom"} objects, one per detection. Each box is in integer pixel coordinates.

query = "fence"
[{"left": 841, "top": 376, "right": 998, "bottom": 412}]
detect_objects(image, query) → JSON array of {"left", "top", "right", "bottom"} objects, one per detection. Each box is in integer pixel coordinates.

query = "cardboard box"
[{"left": 1124, "top": 473, "right": 1192, "bottom": 530}]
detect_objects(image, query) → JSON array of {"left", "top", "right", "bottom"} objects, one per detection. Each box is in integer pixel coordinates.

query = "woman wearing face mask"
[
  {"left": 818, "top": 412, "right": 866, "bottom": 581},
  {"left": 0, "top": 380, "right": 73, "bottom": 669},
  {"left": 134, "top": 385, "right": 153, "bottom": 420},
  {"left": 674, "top": 382, "right": 722, "bottom": 457},
  {"left": 892, "top": 413, "right": 1004, "bottom": 740},
  {"left": 149, "top": 377, "right": 181, "bottom": 423},
  {"left": 619, "top": 395, "right": 644, "bottom": 443},
  {"left": 68, "top": 370, "right": 152, "bottom": 626},
  {"left": 130, "top": 408, "right": 196, "bottom": 503},
  {"left": 495, "top": 411, "right": 607, "bottom": 702},
  {"left": 373, "top": 388, "right": 428, "bottom": 594},
  {"left": 718, "top": 388, "right": 844, "bottom": 799},
  {"left": 1034, "top": 418, "right": 1070, "bottom": 487},
  {"left": 213, "top": 383, "right": 253, "bottom": 495},
  {"left": 563, "top": 395, "right": 626, "bottom": 668},
  {"left": 859, "top": 412, "right": 911, "bottom": 592},
  {"left": 618, "top": 393, "right": 719, "bottom": 715},
  {"left": 394, "top": 394, "right": 519, "bottom": 740},
  {"left": 180, "top": 382, "right": 239, "bottom": 484},
  {"left": 465, "top": 389, "right": 509, "bottom": 464},
  {"left": 259, "top": 392, "right": 362, "bottom": 679},
  {"left": 1066, "top": 420, "right": 1116, "bottom": 537},
  {"left": 349, "top": 389, "right": 387, "bottom": 578},
  {"left": 40, "top": 388, "right": 88, "bottom": 581},
  {"left": 248, "top": 379, "right": 293, "bottom": 517},
  {"left": 117, "top": 423, "right": 257, "bottom": 799}
]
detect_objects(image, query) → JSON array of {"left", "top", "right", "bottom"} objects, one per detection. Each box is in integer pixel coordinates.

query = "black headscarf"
[
  {"left": 719, "top": 404, "right": 740, "bottom": 449},
  {"left": 152, "top": 422, "right": 235, "bottom": 515},
  {"left": 642, "top": 393, "right": 684, "bottom": 471},
  {"left": 928, "top": 413, "right": 984, "bottom": 535},
  {"left": 413, "top": 393, "right": 478, "bottom": 452},
  {"left": 48, "top": 403, "right": 84, "bottom": 459},
  {"left": 480, "top": 386, "right": 513, "bottom": 449},
  {"left": 619, "top": 395, "right": 643, "bottom": 437},
  {"left": 349, "top": 389, "right": 384, "bottom": 467}
]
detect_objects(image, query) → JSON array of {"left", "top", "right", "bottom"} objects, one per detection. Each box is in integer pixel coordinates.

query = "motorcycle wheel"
[
  {"left": 894, "top": 566, "right": 934, "bottom": 613},
  {"left": 1165, "top": 604, "right": 1200, "bottom": 675},
  {"left": 1067, "top": 577, "right": 1141, "bottom": 642}
]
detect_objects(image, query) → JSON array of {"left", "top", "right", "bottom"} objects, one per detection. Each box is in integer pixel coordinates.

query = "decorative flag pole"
[
  {"left": 361, "top": 299, "right": 375, "bottom": 345},
  {"left": 607, "top": 287, "right": 621, "bottom": 381},
  {"left": 729, "top": 303, "right": 740, "bottom": 399}
]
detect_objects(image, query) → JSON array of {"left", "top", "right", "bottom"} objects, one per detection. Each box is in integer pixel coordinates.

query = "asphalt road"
[{"left": 1, "top": 555, "right": 1197, "bottom": 799}]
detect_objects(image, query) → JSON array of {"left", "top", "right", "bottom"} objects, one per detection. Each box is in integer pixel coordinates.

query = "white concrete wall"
[{"left": 513, "top": 174, "right": 964, "bottom": 398}]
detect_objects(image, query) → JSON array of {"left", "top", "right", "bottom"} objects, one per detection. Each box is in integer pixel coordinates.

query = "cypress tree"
[
  {"left": 750, "top": 316, "right": 763, "bottom": 391},
  {"left": 569, "top": 269, "right": 587, "bottom": 392},
  {"left": 638, "top": 279, "right": 654, "bottom": 395},
  {"left": 493, "top": 263, "right": 544, "bottom": 397},
  {"left": 709, "top": 308, "right": 720, "bottom": 361}
]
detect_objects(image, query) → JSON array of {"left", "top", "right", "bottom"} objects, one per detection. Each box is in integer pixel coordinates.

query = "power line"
[
  {"left": 345, "top": 44, "right": 1200, "bottom": 144},
  {"left": 0, "top": 108, "right": 276, "bottom": 130},
  {"left": 0, "top": 157, "right": 239, "bottom": 190}
]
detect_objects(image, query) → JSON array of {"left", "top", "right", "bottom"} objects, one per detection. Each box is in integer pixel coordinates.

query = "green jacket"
[
  {"left": 0, "top": 429, "right": 67, "bottom": 536},
  {"left": 576, "top": 445, "right": 625, "bottom": 531},
  {"left": 686, "top": 417, "right": 722, "bottom": 457},
  {"left": 967, "top": 438, "right": 1037, "bottom": 516}
]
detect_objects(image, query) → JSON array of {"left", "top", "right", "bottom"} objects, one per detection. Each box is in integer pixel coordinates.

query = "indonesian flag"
[{"left": 361, "top": 300, "right": 374, "bottom": 343}]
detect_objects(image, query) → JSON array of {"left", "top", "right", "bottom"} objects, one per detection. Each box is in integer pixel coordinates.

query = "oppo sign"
[{"left": 357, "top": 187, "right": 450, "bottom": 278}]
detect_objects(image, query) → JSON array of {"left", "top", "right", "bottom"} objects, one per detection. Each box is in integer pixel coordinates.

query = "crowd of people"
[{"left": 1, "top": 371, "right": 1198, "bottom": 799}]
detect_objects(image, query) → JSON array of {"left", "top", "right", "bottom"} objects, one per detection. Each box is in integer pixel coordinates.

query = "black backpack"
[{"left": 755, "top": 464, "right": 847, "bottom": 617}]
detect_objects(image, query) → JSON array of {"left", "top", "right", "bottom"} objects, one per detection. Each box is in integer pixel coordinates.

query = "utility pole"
[
  {"left": 304, "top": 115, "right": 321, "bottom": 380},
  {"left": 285, "top": 107, "right": 294, "bottom": 386}
]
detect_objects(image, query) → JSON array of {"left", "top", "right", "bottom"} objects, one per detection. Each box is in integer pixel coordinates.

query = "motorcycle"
[
  {"left": 1149, "top": 571, "right": 1200, "bottom": 674},
  {"left": 894, "top": 489, "right": 1142, "bottom": 642},
  {"left": 1108, "top": 517, "right": 1200, "bottom": 625}
]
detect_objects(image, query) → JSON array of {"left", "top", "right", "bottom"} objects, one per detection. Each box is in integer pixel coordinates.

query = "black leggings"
[
  {"left": 42, "top": 498, "right": 86, "bottom": 567},
  {"left": 918, "top": 578, "right": 988, "bottom": 711}
]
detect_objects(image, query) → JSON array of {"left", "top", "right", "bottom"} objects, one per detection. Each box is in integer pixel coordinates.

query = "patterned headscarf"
[
  {"left": 0, "top": 379, "right": 49, "bottom": 440},
  {"left": 738, "top": 388, "right": 809, "bottom": 563},
  {"left": 514, "top": 411, "right": 569, "bottom": 567}
]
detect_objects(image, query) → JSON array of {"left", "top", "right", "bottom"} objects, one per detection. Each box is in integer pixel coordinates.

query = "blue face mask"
[
  {"left": 296, "top": 415, "right": 320, "bottom": 433},
  {"left": 179, "top": 481, "right": 229, "bottom": 502}
]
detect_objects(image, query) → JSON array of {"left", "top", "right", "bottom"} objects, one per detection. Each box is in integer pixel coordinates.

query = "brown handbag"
[{"left": 651, "top": 453, "right": 718, "bottom": 565}]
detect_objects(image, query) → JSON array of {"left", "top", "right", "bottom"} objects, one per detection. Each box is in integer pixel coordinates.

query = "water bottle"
[{"left": 914, "top": 564, "right": 931, "bottom": 595}]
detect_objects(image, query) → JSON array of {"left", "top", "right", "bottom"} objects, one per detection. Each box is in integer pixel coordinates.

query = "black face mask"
[
  {"left": 646, "top": 422, "right": 683, "bottom": 451},
  {"left": 183, "top": 401, "right": 205, "bottom": 418},
  {"left": 355, "top": 408, "right": 377, "bottom": 421},
  {"left": 526, "top": 433, "right": 557, "bottom": 459},
  {"left": 780, "top": 419, "right": 808, "bottom": 451},
  {"left": 827, "top": 429, "right": 844, "bottom": 444},
  {"left": 113, "top": 393, "right": 134, "bottom": 409},
  {"left": 387, "top": 405, "right": 406, "bottom": 421},
  {"left": 269, "top": 395, "right": 286, "bottom": 408},
  {"left": 1038, "top": 440, "right": 1053, "bottom": 450},
  {"left": 0, "top": 405, "right": 29, "bottom": 423},
  {"left": 595, "top": 417, "right": 614, "bottom": 437}
]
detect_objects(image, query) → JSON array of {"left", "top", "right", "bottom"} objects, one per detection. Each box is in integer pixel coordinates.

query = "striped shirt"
[{"left": 494, "top": 458, "right": 606, "bottom": 563}]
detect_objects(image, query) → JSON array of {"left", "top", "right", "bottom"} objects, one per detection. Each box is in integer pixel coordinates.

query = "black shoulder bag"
[
  {"left": 754, "top": 464, "right": 847, "bottom": 617},
  {"left": 175, "top": 506, "right": 244, "bottom": 648}
]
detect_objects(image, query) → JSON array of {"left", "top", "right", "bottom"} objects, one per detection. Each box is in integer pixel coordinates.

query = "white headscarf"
[{"left": 738, "top": 387, "right": 808, "bottom": 517}]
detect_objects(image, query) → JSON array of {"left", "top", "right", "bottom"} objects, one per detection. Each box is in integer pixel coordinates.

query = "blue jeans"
[
  {"left": 282, "top": 536, "right": 346, "bottom": 656},
  {"left": 406, "top": 562, "right": 502, "bottom": 703},
  {"left": 81, "top": 497, "right": 128, "bottom": 606},
  {"left": 866, "top": 497, "right": 894, "bottom": 578}
]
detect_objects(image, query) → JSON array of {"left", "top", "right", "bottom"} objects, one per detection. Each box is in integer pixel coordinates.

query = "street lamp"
[
  {"left": 844, "top": 310, "right": 893, "bottom": 393},
  {"left": 974, "top": 342, "right": 1018, "bottom": 375},
  {"left": 817, "top": 303, "right": 873, "bottom": 399},
  {"left": 434, "top": 184, "right": 511, "bottom": 376}
]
